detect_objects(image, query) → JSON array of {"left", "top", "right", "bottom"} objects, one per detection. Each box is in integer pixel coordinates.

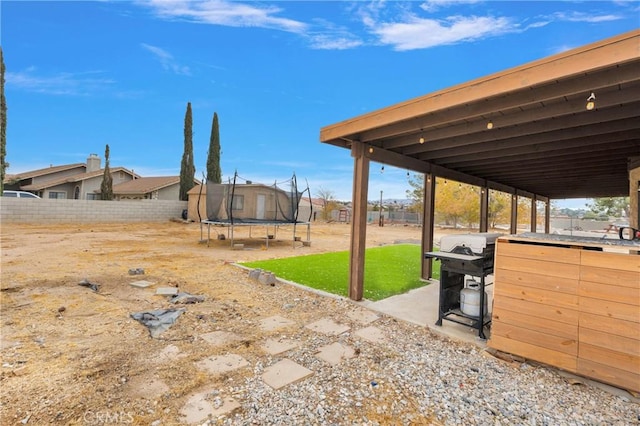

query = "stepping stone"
[
  {"left": 201, "top": 331, "right": 242, "bottom": 347},
  {"left": 347, "top": 309, "right": 380, "bottom": 325},
  {"left": 126, "top": 375, "right": 169, "bottom": 399},
  {"left": 130, "top": 280, "right": 155, "bottom": 288},
  {"left": 262, "top": 359, "right": 314, "bottom": 390},
  {"left": 355, "top": 326, "right": 387, "bottom": 343},
  {"left": 156, "top": 287, "right": 179, "bottom": 295},
  {"left": 261, "top": 338, "right": 299, "bottom": 355},
  {"left": 316, "top": 342, "right": 356, "bottom": 366},
  {"left": 180, "top": 389, "right": 240, "bottom": 425},
  {"left": 196, "top": 354, "right": 249, "bottom": 375},
  {"left": 305, "top": 317, "right": 350, "bottom": 335},
  {"left": 259, "top": 315, "right": 296, "bottom": 332},
  {"left": 155, "top": 344, "right": 185, "bottom": 364}
]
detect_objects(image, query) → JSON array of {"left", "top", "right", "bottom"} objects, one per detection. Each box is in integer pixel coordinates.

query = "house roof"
[
  {"left": 20, "top": 167, "right": 135, "bottom": 191},
  {"left": 320, "top": 29, "right": 640, "bottom": 200},
  {"left": 112, "top": 176, "right": 180, "bottom": 194},
  {"left": 4, "top": 163, "right": 86, "bottom": 182}
]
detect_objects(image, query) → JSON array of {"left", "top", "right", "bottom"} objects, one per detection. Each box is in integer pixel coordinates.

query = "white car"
[{"left": 2, "top": 190, "right": 41, "bottom": 199}]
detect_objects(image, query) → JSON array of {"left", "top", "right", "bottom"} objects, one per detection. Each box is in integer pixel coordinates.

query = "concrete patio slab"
[
  {"left": 315, "top": 342, "right": 356, "bottom": 366},
  {"left": 357, "top": 280, "right": 493, "bottom": 347},
  {"left": 346, "top": 309, "right": 380, "bottom": 325},
  {"left": 262, "top": 359, "right": 314, "bottom": 390},
  {"left": 196, "top": 354, "right": 249, "bottom": 375},
  {"left": 261, "top": 338, "right": 299, "bottom": 355},
  {"left": 354, "top": 326, "right": 387, "bottom": 344},
  {"left": 200, "top": 331, "right": 242, "bottom": 347},
  {"left": 305, "top": 317, "right": 350, "bottom": 335},
  {"left": 259, "top": 315, "right": 296, "bottom": 332},
  {"left": 180, "top": 389, "right": 240, "bottom": 425}
]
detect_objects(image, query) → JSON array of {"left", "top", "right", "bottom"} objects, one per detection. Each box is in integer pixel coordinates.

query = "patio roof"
[{"left": 320, "top": 29, "right": 640, "bottom": 200}]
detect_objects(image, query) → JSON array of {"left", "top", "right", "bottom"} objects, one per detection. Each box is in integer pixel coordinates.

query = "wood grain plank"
[
  {"left": 579, "top": 312, "right": 640, "bottom": 340},
  {"left": 493, "top": 308, "right": 577, "bottom": 340},
  {"left": 496, "top": 241, "right": 581, "bottom": 264},
  {"left": 579, "top": 296, "right": 640, "bottom": 323},
  {"left": 494, "top": 268, "right": 578, "bottom": 295},
  {"left": 492, "top": 321, "right": 577, "bottom": 355},
  {"left": 579, "top": 327, "right": 640, "bottom": 357},
  {"left": 494, "top": 283, "right": 578, "bottom": 309},
  {"left": 579, "top": 280, "right": 640, "bottom": 306},
  {"left": 577, "top": 358, "right": 640, "bottom": 393},
  {"left": 580, "top": 265, "right": 639, "bottom": 288},
  {"left": 579, "top": 343, "right": 640, "bottom": 375},
  {"left": 581, "top": 250, "right": 640, "bottom": 273},
  {"left": 493, "top": 296, "right": 579, "bottom": 325},
  {"left": 488, "top": 334, "right": 577, "bottom": 372},
  {"left": 495, "top": 256, "right": 580, "bottom": 280}
]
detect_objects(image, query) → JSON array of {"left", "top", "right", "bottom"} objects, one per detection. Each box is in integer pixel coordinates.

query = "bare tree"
[{"left": 316, "top": 187, "right": 335, "bottom": 221}]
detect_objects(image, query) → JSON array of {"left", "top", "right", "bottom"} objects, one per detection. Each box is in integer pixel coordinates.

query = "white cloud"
[
  {"left": 6, "top": 68, "right": 115, "bottom": 96},
  {"left": 369, "top": 14, "right": 515, "bottom": 51},
  {"left": 553, "top": 11, "right": 623, "bottom": 23},
  {"left": 140, "top": 43, "right": 191, "bottom": 75},
  {"left": 420, "top": 0, "right": 482, "bottom": 13},
  {"left": 139, "top": 0, "right": 307, "bottom": 33}
]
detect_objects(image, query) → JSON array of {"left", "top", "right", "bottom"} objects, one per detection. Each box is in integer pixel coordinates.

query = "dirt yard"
[{"left": 0, "top": 221, "right": 433, "bottom": 425}]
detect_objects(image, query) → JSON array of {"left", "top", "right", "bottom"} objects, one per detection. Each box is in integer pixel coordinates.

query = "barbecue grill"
[{"left": 425, "top": 233, "right": 502, "bottom": 339}]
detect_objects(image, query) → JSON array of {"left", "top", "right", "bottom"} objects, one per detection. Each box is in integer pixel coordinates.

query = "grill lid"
[{"left": 439, "top": 233, "right": 503, "bottom": 254}]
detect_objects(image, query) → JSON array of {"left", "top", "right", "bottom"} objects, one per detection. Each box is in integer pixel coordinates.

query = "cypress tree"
[
  {"left": 100, "top": 144, "right": 113, "bottom": 200},
  {"left": 179, "top": 102, "right": 195, "bottom": 201},
  {"left": 206, "top": 112, "right": 222, "bottom": 183},
  {"left": 1, "top": 47, "right": 7, "bottom": 193}
]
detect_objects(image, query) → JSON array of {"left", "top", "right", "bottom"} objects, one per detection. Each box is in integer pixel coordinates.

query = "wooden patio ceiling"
[{"left": 320, "top": 30, "right": 640, "bottom": 200}]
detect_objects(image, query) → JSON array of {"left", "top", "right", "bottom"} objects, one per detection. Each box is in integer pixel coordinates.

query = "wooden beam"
[
  {"left": 360, "top": 63, "right": 640, "bottom": 144},
  {"left": 348, "top": 141, "right": 369, "bottom": 301},
  {"left": 410, "top": 107, "right": 640, "bottom": 158},
  {"left": 480, "top": 185, "right": 489, "bottom": 233},
  {"left": 510, "top": 194, "right": 518, "bottom": 234},
  {"left": 531, "top": 197, "right": 537, "bottom": 233},
  {"left": 422, "top": 173, "right": 436, "bottom": 279}
]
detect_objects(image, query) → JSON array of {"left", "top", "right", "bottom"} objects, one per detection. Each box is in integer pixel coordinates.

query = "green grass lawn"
[{"left": 240, "top": 244, "right": 440, "bottom": 301}]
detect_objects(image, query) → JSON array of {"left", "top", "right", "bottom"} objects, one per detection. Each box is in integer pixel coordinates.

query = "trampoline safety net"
[{"left": 205, "top": 172, "right": 311, "bottom": 224}]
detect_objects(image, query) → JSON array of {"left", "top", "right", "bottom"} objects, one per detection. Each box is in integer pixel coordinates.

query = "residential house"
[
  {"left": 112, "top": 176, "right": 183, "bottom": 201},
  {"left": 3, "top": 154, "right": 194, "bottom": 201}
]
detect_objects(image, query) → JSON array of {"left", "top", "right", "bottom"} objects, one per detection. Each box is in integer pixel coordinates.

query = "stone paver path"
[
  {"left": 262, "top": 359, "right": 314, "bottom": 390},
  {"left": 315, "top": 342, "right": 356, "bottom": 366},
  {"left": 304, "top": 317, "right": 350, "bottom": 335}
]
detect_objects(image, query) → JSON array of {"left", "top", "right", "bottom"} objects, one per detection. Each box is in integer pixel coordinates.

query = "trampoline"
[{"left": 199, "top": 172, "right": 312, "bottom": 248}]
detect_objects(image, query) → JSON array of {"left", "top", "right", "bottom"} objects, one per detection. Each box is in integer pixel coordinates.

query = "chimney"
[{"left": 86, "top": 154, "right": 101, "bottom": 173}]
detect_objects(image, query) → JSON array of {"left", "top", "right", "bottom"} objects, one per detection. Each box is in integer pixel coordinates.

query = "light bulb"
[
  {"left": 419, "top": 136, "right": 425, "bottom": 144},
  {"left": 486, "top": 121, "right": 494, "bottom": 130}
]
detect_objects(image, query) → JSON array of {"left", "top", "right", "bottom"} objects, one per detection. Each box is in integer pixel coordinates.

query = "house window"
[
  {"left": 232, "top": 195, "right": 244, "bottom": 210},
  {"left": 48, "top": 191, "right": 66, "bottom": 199},
  {"left": 86, "top": 193, "right": 99, "bottom": 200}
]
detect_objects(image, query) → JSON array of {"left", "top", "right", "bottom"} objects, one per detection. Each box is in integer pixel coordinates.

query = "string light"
[
  {"left": 586, "top": 92, "right": 596, "bottom": 110},
  {"left": 486, "top": 120, "right": 494, "bottom": 130}
]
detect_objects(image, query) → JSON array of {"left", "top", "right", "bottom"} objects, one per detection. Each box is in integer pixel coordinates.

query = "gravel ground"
[{"left": 201, "top": 295, "right": 640, "bottom": 426}]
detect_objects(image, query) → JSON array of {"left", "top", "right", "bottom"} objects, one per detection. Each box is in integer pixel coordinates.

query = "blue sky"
[{"left": 2, "top": 1, "right": 638, "bottom": 207}]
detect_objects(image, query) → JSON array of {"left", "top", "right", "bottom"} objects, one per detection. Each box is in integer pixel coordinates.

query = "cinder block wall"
[{"left": 0, "top": 198, "right": 188, "bottom": 224}]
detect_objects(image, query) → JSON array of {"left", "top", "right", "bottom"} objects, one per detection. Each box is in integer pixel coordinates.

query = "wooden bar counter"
[{"left": 489, "top": 233, "right": 640, "bottom": 393}]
